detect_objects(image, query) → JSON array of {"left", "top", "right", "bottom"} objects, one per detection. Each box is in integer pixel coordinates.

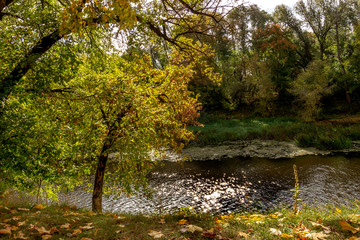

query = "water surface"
[{"left": 62, "top": 155, "right": 360, "bottom": 214}]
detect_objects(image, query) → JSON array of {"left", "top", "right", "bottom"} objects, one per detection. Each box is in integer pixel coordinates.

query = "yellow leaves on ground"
[
  {"left": 339, "top": 220, "right": 360, "bottom": 234},
  {"left": 80, "top": 238, "right": 94, "bottom": 240},
  {"left": 176, "top": 219, "right": 188, "bottom": 225},
  {"left": 305, "top": 232, "right": 329, "bottom": 240},
  {"left": 336, "top": 208, "right": 342, "bottom": 214},
  {"left": 148, "top": 230, "right": 164, "bottom": 239},
  {"left": 281, "top": 233, "right": 294, "bottom": 238},
  {"left": 34, "top": 204, "right": 45, "bottom": 210},
  {"left": 348, "top": 237, "right": 360, "bottom": 240}
]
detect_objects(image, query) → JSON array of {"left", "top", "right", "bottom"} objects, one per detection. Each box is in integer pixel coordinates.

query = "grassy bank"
[
  {"left": 1, "top": 192, "right": 360, "bottom": 239},
  {"left": 188, "top": 115, "right": 360, "bottom": 150}
]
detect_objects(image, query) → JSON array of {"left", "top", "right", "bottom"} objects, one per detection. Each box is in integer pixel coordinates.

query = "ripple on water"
[{"left": 60, "top": 155, "right": 360, "bottom": 214}]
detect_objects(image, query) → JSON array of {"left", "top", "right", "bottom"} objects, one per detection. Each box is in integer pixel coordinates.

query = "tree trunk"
[
  {"left": 0, "top": 29, "right": 62, "bottom": 104},
  {"left": 92, "top": 145, "right": 110, "bottom": 212}
]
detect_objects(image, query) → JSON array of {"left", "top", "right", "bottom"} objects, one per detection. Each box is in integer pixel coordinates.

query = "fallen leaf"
[
  {"left": 0, "top": 228, "right": 11, "bottom": 234},
  {"left": 10, "top": 209, "right": 18, "bottom": 214},
  {"left": 148, "top": 230, "right": 164, "bottom": 239},
  {"left": 79, "top": 225, "right": 94, "bottom": 230},
  {"left": 176, "top": 219, "right": 188, "bottom": 225},
  {"left": 238, "top": 231, "right": 250, "bottom": 238},
  {"left": 187, "top": 224, "right": 203, "bottom": 233},
  {"left": 12, "top": 216, "right": 21, "bottom": 221},
  {"left": 42, "top": 235, "right": 52, "bottom": 240},
  {"left": 11, "top": 225, "right": 18, "bottom": 231},
  {"left": 14, "top": 231, "right": 28, "bottom": 239},
  {"left": 50, "top": 227, "right": 59, "bottom": 234},
  {"left": 339, "top": 220, "right": 360, "bottom": 234},
  {"left": 60, "top": 223, "right": 71, "bottom": 229},
  {"left": 34, "top": 204, "right": 45, "bottom": 210},
  {"left": 18, "top": 208, "right": 30, "bottom": 212},
  {"left": 72, "top": 229, "right": 82, "bottom": 235},
  {"left": 348, "top": 237, "right": 360, "bottom": 240},
  {"left": 159, "top": 219, "right": 165, "bottom": 224},
  {"left": 336, "top": 208, "right": 342, "bottom": 214},
  {"left": 281, "top": 233, "right": 294, "bottom": 238},
  {"left": 269, "top": 228, "right": 282, "bottom": 236},
  {"left": 202, "top": 228, "right": 216, "bottom": 238},
  {"left": 18, "top": 221, "right": 26, "bottom": 226},
  {"left": 36, "top": 226, "right": 51, "bottom": 235},
  {"left": 116, "top": 230, "right": 122, "bottom": 234},
  {"left": 80, "top": 238, "right": 94, "bottom": 240},
  {"left": 118, "top": 224, "right": 125, "bottom": 228},
  {"left": 305, "top": 232, "right": 329, "bottom": 240}
]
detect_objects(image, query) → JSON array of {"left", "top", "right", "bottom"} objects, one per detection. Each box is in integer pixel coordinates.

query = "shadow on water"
[{"left": 60, "top": 155, "right": 360, "bottom": 214}]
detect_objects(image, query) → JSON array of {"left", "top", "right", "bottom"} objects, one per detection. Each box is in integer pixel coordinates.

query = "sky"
[{"left": 245, "top": 0, "right": 299, "bottom": 12}]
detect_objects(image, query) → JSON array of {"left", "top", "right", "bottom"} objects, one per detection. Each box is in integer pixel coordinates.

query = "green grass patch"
[
  {"left": 189, "top": 115, "right": 360, "bottom": 150},
  {"left": 1, "top": 193, "right": 360, "bottom": 239}
]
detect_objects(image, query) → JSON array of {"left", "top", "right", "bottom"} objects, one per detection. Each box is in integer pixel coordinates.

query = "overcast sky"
[{"left": 244, "top": 0, "right": 299, "bottom": 12}]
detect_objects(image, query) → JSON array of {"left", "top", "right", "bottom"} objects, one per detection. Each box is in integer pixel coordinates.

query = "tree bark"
[
  {"left": 92, "top": 144, "right": 110, "bottom": 212},
  {"left": 0, "top": 28, "right": 63, "bottom": 103}
]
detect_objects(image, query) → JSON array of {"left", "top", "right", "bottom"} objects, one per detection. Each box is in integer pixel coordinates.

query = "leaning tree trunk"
[{"left": 92, "top": 144, "right": 110, "bottom": 212}]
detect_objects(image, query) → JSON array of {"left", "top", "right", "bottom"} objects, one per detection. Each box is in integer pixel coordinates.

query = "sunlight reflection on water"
[{"left": 60, "top": 155, "right": 360, "bottom": 214}]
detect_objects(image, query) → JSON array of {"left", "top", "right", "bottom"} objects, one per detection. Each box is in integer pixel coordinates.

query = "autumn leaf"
[
  {"left": 305, "top": 232, "right": 329, "bottom": 240},
  {"left": 72, "top": 228, "right": 82, "bottom": 235},
  {"left": 187, "top": 224, "right": 203, "bottom": 233},
  {"left": 348, "top": 237, "right": 360, "bottom": 240},
  {"left": 42, "top": 235, "right": 52, "bottom": 240},
  {"left": 36, "top": 226, "right": 51, "bottom": 235},
  {"left": 238, "top": 231, "right": 250, "bottom": 238},
  {"left": 60, "top": 223, "right": 71, "bottom": 229},
  {"left": 12, "top": 216, "right": 21, "bottom": 221},
  {"left": 339, "top": 220, "right": 360, "bottom": 234},
  {"left": 0, "top": 228, "right": 11, "bottom": 235},
  {"left": 34, "top": 204, "right": 45, "bottom": 210},
  {"left": 14, "top": 231, "right": 28, "bottom": 239},
  {"left": 176, "top": 219, "right": 188, "bottom": 225},
  {"left": 148, "top": 230, "right": 164, "bottom": 239},
  {"left": 336, "top": 208, "right": 342, "bottom": 214},
  {"left": 78, "top": 223, "right": 93, "bottom": 230},
  {"left": 18, "top": 208, "right": 30, "bottom": 212},
  {"left": 202, "top": 228, "right": 216, "bottom": 238},
  {"left": 269, "top": 228, "right": 282, "bottom": 236},
  {"left": 281, "top": 233, "right": 294, "bottom": 238},
  {"left": 158, "top": 219, "right": 165, "bottom": 224},
  {"left": 17, "top": 221, "right": 27, "bottom": 226},
  {"left": 80, "top": 238, "right": 94, "bottom": 240}
]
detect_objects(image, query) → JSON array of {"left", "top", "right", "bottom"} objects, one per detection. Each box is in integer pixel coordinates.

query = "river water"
[{"left": 62, "top": 155, "right": 360, "bottom": 214}]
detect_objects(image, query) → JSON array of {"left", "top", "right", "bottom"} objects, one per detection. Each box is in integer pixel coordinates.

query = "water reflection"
[{"left": 61, "top": 155, "right": 360, "bottom": 214}]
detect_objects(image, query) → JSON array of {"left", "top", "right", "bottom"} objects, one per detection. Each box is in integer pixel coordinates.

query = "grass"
[
  {"left": 188, "top": 115, "right": 360, "bottom": 150},
  {"left": 1, "top": 191, "right": 360, "bottom": 239}
]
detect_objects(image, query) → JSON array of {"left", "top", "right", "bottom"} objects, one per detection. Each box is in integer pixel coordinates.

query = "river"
[{"left": 61, "top": 155, "right": 360, "bottom": 214}]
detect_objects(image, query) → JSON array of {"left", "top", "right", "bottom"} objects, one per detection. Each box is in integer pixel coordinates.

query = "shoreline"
[{"left": 163, "top": 140, "right": 360, "bottom": 161}]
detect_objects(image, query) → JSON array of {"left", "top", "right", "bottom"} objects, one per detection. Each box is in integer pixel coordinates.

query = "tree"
[
  {"left": 290, "top": 60, "right": 334, "bottom": 121},
  {"left": 0, "top": 0, "right": 224, "bottom": 109},
  {"left": 295, "top": 0, "right": 333, "bottom": 60}
]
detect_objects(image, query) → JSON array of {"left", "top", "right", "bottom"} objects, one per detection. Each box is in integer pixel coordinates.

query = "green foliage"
[{"left": 290, "top": 60, "right": 334, "bottom": 121}]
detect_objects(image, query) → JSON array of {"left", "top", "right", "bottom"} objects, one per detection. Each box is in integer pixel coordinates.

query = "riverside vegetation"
[{"left": 189, "top": 114, "right": 360, "bottom": 150}]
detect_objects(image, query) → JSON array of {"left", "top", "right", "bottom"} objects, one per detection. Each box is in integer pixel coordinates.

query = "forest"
[{"left": 1, "top": 0, "right": 360, "bottom": 239}]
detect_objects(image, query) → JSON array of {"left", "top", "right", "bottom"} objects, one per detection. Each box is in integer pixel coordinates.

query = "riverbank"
[
  {"left": 187, "top": 116, "right": 360, "bottom": 152},
  {"left": 1, "top": 194, "right": 360, "bottom": 240}
]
